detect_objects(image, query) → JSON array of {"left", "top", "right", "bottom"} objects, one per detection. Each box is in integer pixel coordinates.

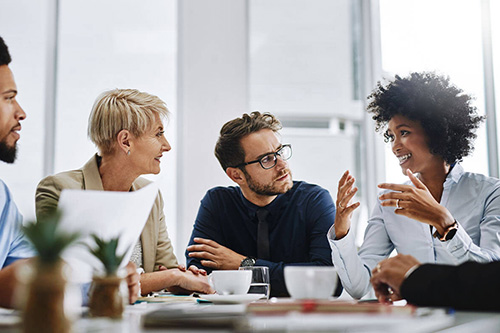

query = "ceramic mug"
[
  {"left": 210, "top": 270, "right": 252, "bottom": 295},
  {"left": 284, "top": 266, "right": 338, "bottom": 299}
]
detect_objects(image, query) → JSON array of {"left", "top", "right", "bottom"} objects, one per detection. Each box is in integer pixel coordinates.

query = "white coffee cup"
[
  {"left": 284, "top": 266, "right": 338, "bottom": 299},
  {"left": 210, "top": 270, "right": 252, "bottom": 295}
]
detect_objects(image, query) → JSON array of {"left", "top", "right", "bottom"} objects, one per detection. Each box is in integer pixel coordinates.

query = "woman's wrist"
[
  {"left": 168, "top": 268, "right": 183, "bottom": 287},
  {"left": 434, "top": 209, "right": 455, "bottom": 235},
  {"left": 334, "top": 227, "right": 349, "bottom": 240},
  {"left": 140, "top": 269, "right": 178, "bottom": 295}
]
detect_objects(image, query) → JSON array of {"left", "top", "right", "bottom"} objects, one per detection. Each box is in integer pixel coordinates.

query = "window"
[{"left": 379, "top": 0, "right": 489, "bottom": 183}]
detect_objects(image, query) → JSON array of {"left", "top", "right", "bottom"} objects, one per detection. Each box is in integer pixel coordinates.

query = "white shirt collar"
[{"left": 445, "top": 163, "right": 464, "bottom": 186}]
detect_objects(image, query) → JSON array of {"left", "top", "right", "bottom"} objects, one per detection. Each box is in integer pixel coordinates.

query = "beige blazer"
[{"left": 35, "top": 154, "right": 178, "bottom": 272}]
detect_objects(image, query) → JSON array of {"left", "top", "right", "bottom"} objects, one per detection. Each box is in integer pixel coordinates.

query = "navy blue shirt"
[{"left": 186, "top": 181, "right": 335, "bottom": 297}]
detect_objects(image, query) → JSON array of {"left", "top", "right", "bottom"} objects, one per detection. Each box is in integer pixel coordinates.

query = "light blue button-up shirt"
[
  {"left": 0, "top": 180, "right": 35, "bottom": 267},
  {"left": 328, "top": 164, "right": 500, "bottom": 299}
]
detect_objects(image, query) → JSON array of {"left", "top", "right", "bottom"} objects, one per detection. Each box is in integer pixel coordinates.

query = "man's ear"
[
  {"left": 226, "top": 167, "right": 246, "bottom": 185},
  {"left": 116, "top": 129, "right": 132, "bottom": 155}
]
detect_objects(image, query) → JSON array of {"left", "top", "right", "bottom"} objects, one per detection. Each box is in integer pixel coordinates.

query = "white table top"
[{"left": 2, "top": 299, "right": 500, "bottom": 332}]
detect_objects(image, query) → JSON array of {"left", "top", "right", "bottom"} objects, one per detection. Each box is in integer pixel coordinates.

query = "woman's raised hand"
[{"left": 334, "top": 170, "right": 360, "bottom": 239}]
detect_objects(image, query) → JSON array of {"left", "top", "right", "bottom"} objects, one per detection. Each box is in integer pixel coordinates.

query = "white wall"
[
  {"left": 176, "top": 0, "right": 249, "bottom": 260},
  {"left": 250, "top": 0, "right": 355, "bottom": 118}
]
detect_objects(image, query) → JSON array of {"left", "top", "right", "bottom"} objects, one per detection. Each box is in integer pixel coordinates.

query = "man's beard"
[
  {"left": 243, "top": 168, "right": 293, "bottom": 196},
  {"left": 0, "top": 141, "right": 17, "bottom": 163}
]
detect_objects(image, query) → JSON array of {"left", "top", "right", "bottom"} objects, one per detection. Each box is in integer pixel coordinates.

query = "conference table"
[{"left": 2, "top": 295, "right": 498, "bottom": 332}]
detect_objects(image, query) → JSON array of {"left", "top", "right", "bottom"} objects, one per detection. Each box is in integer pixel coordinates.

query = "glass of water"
[{"left": 239, "top": 266, "right": 270, "bottom": 299}]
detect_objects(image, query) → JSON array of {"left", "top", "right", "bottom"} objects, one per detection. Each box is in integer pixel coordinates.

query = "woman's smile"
[{"left": 397, "top": 153, "right": 412, "bottom": 165}]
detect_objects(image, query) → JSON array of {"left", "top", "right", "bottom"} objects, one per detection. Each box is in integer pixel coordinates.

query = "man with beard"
[
  {"left": 0, "top": 36, "right": 36, "bottom": 308},
  {"left": 186, "top": 112, "right": 336, "bottom": 297}
]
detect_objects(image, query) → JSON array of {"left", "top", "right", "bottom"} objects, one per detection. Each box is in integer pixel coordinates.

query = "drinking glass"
[{"left": 239, "top": 266, "right": 270, "bottom": 299}]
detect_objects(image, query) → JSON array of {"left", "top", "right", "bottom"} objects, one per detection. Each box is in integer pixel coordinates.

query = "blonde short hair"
[{"left": 88, "top": 89, "right": 169, "bottom": 155}]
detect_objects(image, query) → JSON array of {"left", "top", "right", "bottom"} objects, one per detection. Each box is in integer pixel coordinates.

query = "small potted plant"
[
  {"left": 21, "top": 211, "right": 80, "bottom": 333},
  {"left": 87, "top": 235, "right": 127, "bottom": 319}
]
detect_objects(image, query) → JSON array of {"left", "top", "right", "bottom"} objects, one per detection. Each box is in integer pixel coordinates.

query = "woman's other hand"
[
  {"left": 334, "top": 170, "right": 360, "bottom": 239},
  {"left": 378, "top": 169, "right": 455, "bottom": 235}
]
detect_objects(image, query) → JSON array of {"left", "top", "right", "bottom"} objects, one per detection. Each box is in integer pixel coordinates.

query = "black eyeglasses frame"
[{"left": 233, "top": 144, "right": 292, "bottom": 170}]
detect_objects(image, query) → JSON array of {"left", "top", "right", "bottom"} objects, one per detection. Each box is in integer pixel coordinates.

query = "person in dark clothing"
[
  {"left": 186, "top": 112, "right": 337, "bottom": 297},
  {"left": 371, "top": 254, "right": 500, "bottom": 312}
]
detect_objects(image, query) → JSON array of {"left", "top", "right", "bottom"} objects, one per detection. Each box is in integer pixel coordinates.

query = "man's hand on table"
[
  {"left": 370, "top": 254, "right": 421, "bottom": 304},
  {"left": 186, "top": 237, "right": 245, "bottom": 270}
]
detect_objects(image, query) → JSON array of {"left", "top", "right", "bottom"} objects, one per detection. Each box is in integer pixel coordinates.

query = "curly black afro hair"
[{"left": 367, "top": 72, "right": 484, "bottom": 164}]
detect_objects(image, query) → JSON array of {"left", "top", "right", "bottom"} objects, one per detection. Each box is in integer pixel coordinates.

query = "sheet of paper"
[{"left": 57, "top": 183, "right": 158, "bottom": 283}]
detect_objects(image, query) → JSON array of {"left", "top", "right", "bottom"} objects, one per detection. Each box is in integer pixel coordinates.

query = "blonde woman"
[{"left": 36, "top": 89, "right": 212, "bottom": 295}]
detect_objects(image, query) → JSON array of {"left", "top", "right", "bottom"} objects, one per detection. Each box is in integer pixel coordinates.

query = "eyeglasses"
[{"left": 234, "top": 144, "right": 292, "bottom": 170}]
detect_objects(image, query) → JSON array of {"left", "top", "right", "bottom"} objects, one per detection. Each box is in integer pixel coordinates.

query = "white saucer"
[{"left": 199, "top": 293, "right": 266, "bottom": 304}]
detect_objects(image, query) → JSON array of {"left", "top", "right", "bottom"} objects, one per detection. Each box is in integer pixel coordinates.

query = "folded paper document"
[{"left": 57, "top": 183, "right": 158, "bottom": 283}]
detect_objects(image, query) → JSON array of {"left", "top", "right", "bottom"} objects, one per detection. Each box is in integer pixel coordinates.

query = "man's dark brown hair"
[{"left": 215, "top": 111, "right": 282, "bottom": 171}]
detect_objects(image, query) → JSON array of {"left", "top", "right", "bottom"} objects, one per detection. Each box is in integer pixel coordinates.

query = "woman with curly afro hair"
[{"left": 328, "top": 72, "right": 500, "bottom": 301}]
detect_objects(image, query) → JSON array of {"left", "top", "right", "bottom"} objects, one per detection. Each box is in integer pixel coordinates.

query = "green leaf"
[
  {"left": 87, "top": 234, "right": 126, "bottom": 276},
  {"left": 23, "top": 210, "right": 80, "bottom": 265}
]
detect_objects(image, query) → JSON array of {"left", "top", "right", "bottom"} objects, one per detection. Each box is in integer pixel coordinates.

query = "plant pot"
[
  {"left": 88, "top": 275, "right": 126, "bottom": 319},
  {"left": 23, "top": 260, "right": 70, "bottom": 333}
]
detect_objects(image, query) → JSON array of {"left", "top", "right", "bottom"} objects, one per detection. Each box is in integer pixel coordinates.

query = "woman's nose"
[
  {"left": 163, "top": 138, "right": 171, "bottom": 152},
  {"left": 392, "top": 138, "right": 401, "bottom": 154}
]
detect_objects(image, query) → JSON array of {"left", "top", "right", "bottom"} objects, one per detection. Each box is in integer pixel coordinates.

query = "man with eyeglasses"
[{"left": 186, "top": 112, "right": 336, "bottom": 297}]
